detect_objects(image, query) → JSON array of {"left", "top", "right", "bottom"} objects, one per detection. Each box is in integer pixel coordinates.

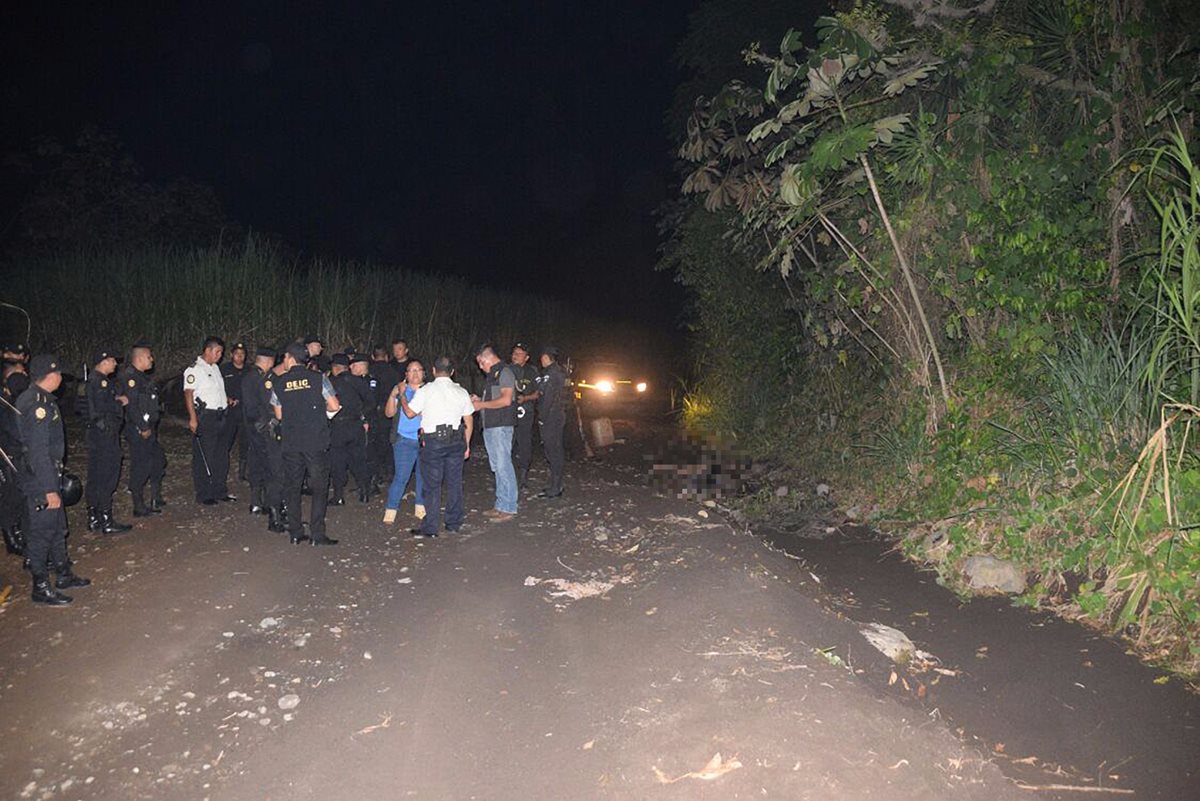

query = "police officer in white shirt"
[
  {"left": 184, "top": 336, "right": 234, "bottom": 506},
  {"left": 400, "top": 355, "right": 474, "bottom": 538}
]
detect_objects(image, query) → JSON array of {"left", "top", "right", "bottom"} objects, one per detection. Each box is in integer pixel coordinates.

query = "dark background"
[{"left": 1, "top": 1, "right": 701, "bottom": 326}]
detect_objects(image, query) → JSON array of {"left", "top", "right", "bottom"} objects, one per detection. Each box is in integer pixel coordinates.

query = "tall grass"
[
  {"left": 1141, "top": 128, "right": 1200, "bottom": 405},
  {"left": 3, "top": 236, "right": 616, "bottom": 375}
]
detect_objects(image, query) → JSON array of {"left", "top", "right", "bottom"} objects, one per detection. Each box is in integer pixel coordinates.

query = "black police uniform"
[
  {"left": 84, "top": 367, "right": 131, "bottom": 532},
  {"left": 367, "top": 361, "right": 399, "bottom": 483},
  {"left": 241, "top": 361, "right": 273, "bottom": 517},
  {"left": 510, "top": 360, "right": 539, "bottom": 487},
  {"left": 123, "top": 366, "right": 166, "bottom": 515},
  {"left": 17, "top": 375, "right": 88, "bottom": 603},
  {"left": 329, "top": 367, "right": 374, "bottom": 504},
  {"left": 0, "top": 369, "right": 29, "bottom": 555},
  {"left": 262, "top": 367, "right": 289, "bottom": 531},
  {"left": 274, "top": 365, "right": 336, "bottom": 544},
  {"left": 535, "top": 360, "right": 568, "bottom": 497},
  {"left": 220, "top": 357, "right": 248, "bottom": 480}
]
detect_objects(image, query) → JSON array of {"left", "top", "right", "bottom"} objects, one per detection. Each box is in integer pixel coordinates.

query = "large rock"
[{"left": 962, "top": 555, "right": 1026, "bottom": 594}]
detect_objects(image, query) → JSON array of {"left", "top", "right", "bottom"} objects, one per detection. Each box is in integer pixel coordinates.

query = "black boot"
[
  {"left": 309, "top": 532, "right": 339, "bottom": 546},
  {"left": 132, "top": 488, "right": 156, "bottom": 517},
  {"left": 86, "top": 506, "right": 102, "bottom": 532},
  {"left": 288, "top": 526, "right": 310, "bottom": 545},
  {"left": 329, "top": 488, "right": 345, "bottom": 506},
  {"left": 357, "top": 485, "right": 371, "bottom": 504},
  {"left": 100, "top": 509, "right": 132, "bottom": 534},
  {"left": 249, "top": 487, "right": 266, "bottom": 515},
  {"left": 55, "top": 563, "right": 91, "bottom": 589},
  {"left": 267, "top": 507, "right": 285, "bottom": 533},
  {"left": 32, "top": 577, "right": 72, "bottom": 605},
  {"left": 2, "top": 526, "right": 23, "bottom": 556},
  {"left": 150, "top": 486, "right": 166, "bottom": 511}
]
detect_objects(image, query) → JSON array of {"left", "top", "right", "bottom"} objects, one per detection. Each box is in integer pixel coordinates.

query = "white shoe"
[
  {"left": 414, "top": 504, "right": 426, "bottom": 520},
  {"left": 382, "top": 509, "right": 397, "bottom": 525}
]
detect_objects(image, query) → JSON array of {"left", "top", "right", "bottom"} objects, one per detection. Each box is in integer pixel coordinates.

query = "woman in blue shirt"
[{"left": 383, "top": 361, "right": 426, "bottom": 524}]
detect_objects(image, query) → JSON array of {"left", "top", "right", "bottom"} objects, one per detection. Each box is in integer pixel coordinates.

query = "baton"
[{"left": 194, "top": 433, "right": 212, "bottom": 477}]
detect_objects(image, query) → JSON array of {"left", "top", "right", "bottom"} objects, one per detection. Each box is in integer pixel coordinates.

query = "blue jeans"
[
  {"left": 482, "top": 426, "right": 518, "bottom": 514},
  {"left": 386, "top": 436, "right": 423, "bottom": 510}
]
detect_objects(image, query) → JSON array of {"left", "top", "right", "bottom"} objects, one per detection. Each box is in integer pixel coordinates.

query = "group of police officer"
[{"left": 0, "top": 334, "right": 570, "bottom": 605}]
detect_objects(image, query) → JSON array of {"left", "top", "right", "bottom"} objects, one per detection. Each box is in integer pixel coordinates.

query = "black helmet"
[{"left": 59, "top": 472, "right": 83, "bottom": 507}]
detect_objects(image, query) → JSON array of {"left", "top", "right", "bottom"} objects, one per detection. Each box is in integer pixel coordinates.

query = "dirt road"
[{"left": 0, "top": 414, "right": 1185, "bottom": 799}]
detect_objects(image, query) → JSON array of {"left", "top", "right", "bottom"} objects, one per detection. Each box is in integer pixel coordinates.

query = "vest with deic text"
[{"left": 277, "top": 367, "right": 329, "bottom": 453}]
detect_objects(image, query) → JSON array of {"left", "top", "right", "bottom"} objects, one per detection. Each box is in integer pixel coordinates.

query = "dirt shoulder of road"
[{"left": 0, "top": 424, "right": 1022, "bottom": 800}]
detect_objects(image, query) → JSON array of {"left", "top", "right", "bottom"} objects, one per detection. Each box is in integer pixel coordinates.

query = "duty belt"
[{"left": 423, "top": 426, "right": 461, "bottom": 443}]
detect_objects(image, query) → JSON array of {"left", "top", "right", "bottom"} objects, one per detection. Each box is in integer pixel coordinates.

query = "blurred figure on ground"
[
  {"left": 400, "top": 355, "right": 473, "bottom": 538},
  {"left": 383, "top": 359, "right": 425, "bottom": 524},
  {"left": 84, "top": 348, "right": 132, "bottom": 534},
  {"left": 471, "top": 343, "right": 518, "bottom": 522}
]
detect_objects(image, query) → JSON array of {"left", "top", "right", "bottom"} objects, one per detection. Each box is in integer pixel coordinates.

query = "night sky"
[{"left": 2, "top": 1, "right": 701, "bottom": 324}]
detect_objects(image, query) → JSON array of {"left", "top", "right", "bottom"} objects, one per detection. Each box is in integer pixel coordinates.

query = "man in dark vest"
[
  {"left": 471, "top": 343, "right": 518, "bottom": 522},
  {"left": 270, "top": 343, "right": 341, "bottom": 545},
  {"left": 328, "top": 352, "right": 373, "bottom": 505},
  {"left": 84, "top": 348, "right": 132, "bottom": 534},
  {"left": 17, "top": 355, "right": 90, "bottom": 605}
]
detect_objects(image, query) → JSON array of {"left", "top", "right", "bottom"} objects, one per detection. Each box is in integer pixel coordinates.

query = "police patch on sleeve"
[
  {"left": 264, "top": 380, "right": 272, "bottom": 390},
  {"left": 35, "top": 407, "right": 46, "bottom": 420},
  {"left": 186, "top": 374, "right": 196, "bottom": 385},
  {"left": 100, "top": 379, "right": 107, "bottom": 388},
  {"left": 128, "top": 379, "right": 136, "bottom": 388}
]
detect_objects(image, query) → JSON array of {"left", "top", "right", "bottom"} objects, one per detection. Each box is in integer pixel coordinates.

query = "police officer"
[
  {"left": 328, "top": 353, "right": 373, "bottom": 505},
  {"left": 0, "top": 346, "right": 28, "bottom": 556},
  {"left": 534, "top": 346, "right": 568, "bottom": 499},
  {"left": 303, "top": 334, "right": 331, "bottom": 373},
  {"left": 400, "top": 355, "right": 474, "bottom": 538},
  {"left": 185, "top": 336, "right": 234, "bottom": 506},
  {"left": 241, "top": 346, "right": 276, "bottom": 519},
  {"left": 263, "top": 347, "right": 291, "bottom": 532},
  {"left": 84, "top": 348, "right": 132, "bottom": 534},
  {"left": 271, "top": 343, "right": 340, "bottom": 545},
  {"left": 509, "top": 342, "right": 539, "bottom": 490},
  {"left": 17, "top": 355, "right": 89, "bottom": 605},
  {"left": 123, "top": 343, "right": 166, "bottom": 516},
  {"left": 221, "top": 342, "right": 249, "bottom": 481},
  {"left": 368, "top": 346, "right": 399, "bottom": 487}
]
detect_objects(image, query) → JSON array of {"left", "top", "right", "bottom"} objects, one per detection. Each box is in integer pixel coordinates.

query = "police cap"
[
  {"left": 285, "top": 343, "right": 309, "bottom": 363},
  {"left": 255, "top": 346, "right": 277, "bottom": 361},
  {"left": 303, "top": 333, "right": 322, "bottom": 346},
  {"left": 350, "top": 352, "right": 370, "bottom": 365},
  {"left": 540, "top": 345, "right": 560, "bottom": 359},
  {"left": 91, "top": 348, "right": 120, "bottom": 366},
  {"left": 331, "top": 353, "right": 350, "bottom": 367},
  {"left": 29, "top": 354, "right": 62, "bottom": 379}
]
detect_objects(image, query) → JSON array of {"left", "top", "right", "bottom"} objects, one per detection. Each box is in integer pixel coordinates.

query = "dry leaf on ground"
[{"left": 653, "top": 752, "right": 743, "bottom": 784}]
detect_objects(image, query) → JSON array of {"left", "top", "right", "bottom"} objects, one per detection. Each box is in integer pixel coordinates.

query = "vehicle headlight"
[
  {"left": 636, "top": 382, "right": 648, "bottom": 393},
  {"left": 595, "top": 380, "right": 615, "bottom": 394}
]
